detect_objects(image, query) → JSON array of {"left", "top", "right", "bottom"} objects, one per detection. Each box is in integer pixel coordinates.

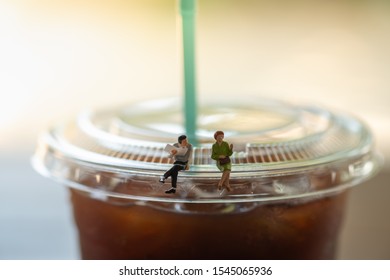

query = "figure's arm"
[
  {"left": 183, "top": 144, "right": 193, "bottom": 170},
  {"left": 183, "top": 144, "right": 193, "bottom": 162},
  {"left": 211, "top": 144, "right": 219, "bottom": 160},
  {"left": 168, "top": 143, "right": 179, "bottom": 158},
  {"left": 227, "top": 142, "right": 233, "bottom": 156}
]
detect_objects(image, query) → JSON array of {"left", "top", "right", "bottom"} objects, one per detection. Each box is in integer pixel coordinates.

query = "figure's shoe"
[
  {"left": 159, "top": 176, "right": 165, "bottom": 184},
  {"left": 165, "top": 188, "right": 176, "bottom": 194}
]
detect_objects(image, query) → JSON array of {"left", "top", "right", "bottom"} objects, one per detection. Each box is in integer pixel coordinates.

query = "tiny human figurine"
[
  {"left": 211, "top": 131, "right": 233, "bottom": 191},
  {"left": 160, "top": 135, "right": 193, "bottom": 194}
]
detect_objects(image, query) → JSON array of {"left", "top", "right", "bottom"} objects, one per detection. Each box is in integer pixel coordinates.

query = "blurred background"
[{"left": 1, "top": 0, "right": 389, "bottom": 259}]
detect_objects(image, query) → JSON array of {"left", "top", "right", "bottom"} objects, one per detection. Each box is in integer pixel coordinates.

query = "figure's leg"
[
  {"left": 218, "top": 170, "right": 227, "bottom": 190},
  {"left": 217, "top": 163, "right": 224, "bottom": 190},
  {"left": 163, "top": 166, "right": 175, "bottom": 179},
  {"left": 161, "top": 165, "right": 178, "bottom": 183},
  {"left": 219, "top": 170, "right": 232, "bottom": 192},
  {"left": 217, "top": 173, "right": 224, "bottom": 190},
  {"left": 217, "top": 181, "right": 222, "bottom": 190},
  {"left": 223, "top": 171, "right": 232, "bottom": 192},
  {"left": 171, "top": 169, "right": 179, "bottom": 188},
  {"left": 165, "top": 165, "right": 183, "bottom": 194}
]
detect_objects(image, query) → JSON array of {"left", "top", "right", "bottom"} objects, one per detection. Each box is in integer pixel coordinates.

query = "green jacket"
[{"left": 211, "top": 141, "right": 233, "bottom": 161}]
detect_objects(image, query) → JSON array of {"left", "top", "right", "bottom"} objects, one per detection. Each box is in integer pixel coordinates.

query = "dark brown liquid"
[{"left": 70, "top": 185, "right": 347, "bottom": 259}]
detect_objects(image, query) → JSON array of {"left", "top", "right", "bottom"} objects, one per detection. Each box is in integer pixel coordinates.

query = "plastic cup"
[{"left": 32, "top": 98, "right": 381, "bottom": 259}]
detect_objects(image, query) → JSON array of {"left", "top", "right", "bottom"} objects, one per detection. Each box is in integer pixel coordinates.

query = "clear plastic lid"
[{"left": 32, "top": 98, "right": 381, "bottom": 203}]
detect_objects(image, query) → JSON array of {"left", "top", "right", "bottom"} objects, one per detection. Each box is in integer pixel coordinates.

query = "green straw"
[{"left": 179, "top": 0, "right": 197, "bottom": 145}]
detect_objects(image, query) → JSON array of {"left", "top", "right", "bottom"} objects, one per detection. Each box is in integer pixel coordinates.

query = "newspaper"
[{"left": 164, "top": 144, "right": 188, "bottom": 156}]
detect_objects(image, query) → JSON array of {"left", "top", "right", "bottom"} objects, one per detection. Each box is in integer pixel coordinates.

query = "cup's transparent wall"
[
  {"left": 32, "top": 99, "right": 381, "bottom": 259},
  {"left": 68, "top": 167, "right": 348, "bottom": 259}
]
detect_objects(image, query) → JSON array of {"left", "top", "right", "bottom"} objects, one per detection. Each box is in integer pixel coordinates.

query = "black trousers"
[{"left": 163, "top": 161, "right": 187, "bottom": 188}]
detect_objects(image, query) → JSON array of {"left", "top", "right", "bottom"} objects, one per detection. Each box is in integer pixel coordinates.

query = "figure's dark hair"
[
  {"left": 178, "top": 135, "right": 187, "bottom": 144},
  {"left": 214, "top": 130, "right": 224, "bottom": 140}
]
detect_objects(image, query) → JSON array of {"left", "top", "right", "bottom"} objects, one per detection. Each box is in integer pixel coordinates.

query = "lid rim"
[
  {"left": 33, "top": 98, "right": 382, "bottom": 203},
  {"left": 41, "top": 128, "right": 376, "bottom": 176},
  {"left": 32, "top": 152, "right": 382, "bottom": 204}
]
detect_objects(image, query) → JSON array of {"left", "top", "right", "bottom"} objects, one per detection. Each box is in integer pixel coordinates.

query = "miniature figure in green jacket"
[{"left": 211, "top": 131, "right": 233, "bottom": 191}]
